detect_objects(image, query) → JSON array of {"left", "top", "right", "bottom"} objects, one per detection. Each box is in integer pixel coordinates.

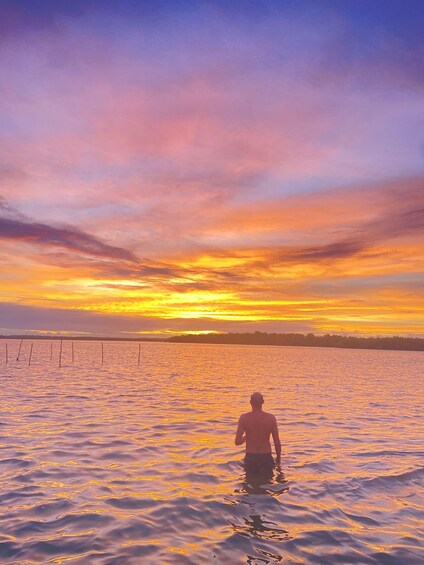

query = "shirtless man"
[{"left": 235, "top": 392, "right": 281, "bottom": 472}]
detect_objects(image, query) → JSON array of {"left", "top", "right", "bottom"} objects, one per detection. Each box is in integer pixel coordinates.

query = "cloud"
[
  {"left": 282, "top": 240, "right": 368, "bottom": 262},
  {"left": 0, "top": 213, "right": 138, "bottom": 262},
  {"left": 277, "top": 184, "right": 424, "bottom": 263},
  {"left": 0, "top": 195, "right": 27, "bottom": 220},
  {"left": 200, "top": 175, "right": 424, "bottom": 253},
  {"left": 0, "top": 3, "right": 422, "bottom": 336},
  {"left": 376, "top": 206, "right": 424, "bottom": 238},
  {"left": 0, "top": 301, "right": 313, "bottom": 336}
]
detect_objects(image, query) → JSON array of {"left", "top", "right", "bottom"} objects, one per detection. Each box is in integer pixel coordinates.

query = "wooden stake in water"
[
  {"left": 5, "top": 343, "right": 8, "bottom": 365},
  {"left": 50, "top": 341, "right": 53, "bottom": 361},
  {"left": 16, "top": 338, "right": 23, "bottom": 361},
  {"left": 59, "top": 339, "right": 63, "bottom": 368},
  {"left": 101, "top": 342, "right": 104, "bottom": 364},
  {"left": 28, "top": 343, "right": 33, "bottom": 367},
  {"left": 138, "top": 342, "right": 141, "bottom": 366},
  {"left": 72, "top": 341, "right": 74, "bottom": 363}
]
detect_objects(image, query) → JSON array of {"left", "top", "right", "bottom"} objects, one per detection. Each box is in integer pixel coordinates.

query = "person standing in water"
[{"left": 235, "top": 392, "right": 281, "bottom": 472}]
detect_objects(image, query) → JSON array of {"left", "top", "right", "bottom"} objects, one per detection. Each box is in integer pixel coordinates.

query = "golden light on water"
[{"left": 2, "top": 339, "right": 421, "bottom": 561}]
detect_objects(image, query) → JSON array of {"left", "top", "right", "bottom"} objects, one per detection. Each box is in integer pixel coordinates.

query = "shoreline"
[{"left": 1, "top": 332, "right": 423, "bottom": 352}]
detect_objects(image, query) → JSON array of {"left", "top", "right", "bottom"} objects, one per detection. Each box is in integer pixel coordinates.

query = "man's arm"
[
  {"left": 271, "top": 416, "right": 281, "bottom": 462},
  {"left": 235, "top": 415, "right": 246, "bottom": 446}
]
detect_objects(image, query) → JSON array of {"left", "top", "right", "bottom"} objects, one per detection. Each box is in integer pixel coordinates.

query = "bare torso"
[{"left": 239, "top": 410, "right": 276, "bottom": 454}]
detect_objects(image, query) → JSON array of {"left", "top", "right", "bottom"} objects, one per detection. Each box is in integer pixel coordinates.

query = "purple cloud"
[{"left": 0, "top": 214, "right": 138, "bottom": 262}]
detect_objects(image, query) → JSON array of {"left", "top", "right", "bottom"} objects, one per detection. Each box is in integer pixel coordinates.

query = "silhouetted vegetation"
[
  {"left": 168, "top": 332, "right": 424, "bottom": 351},
  {"left": 2, "top": 332, "right": 423, "bottom": 352}
]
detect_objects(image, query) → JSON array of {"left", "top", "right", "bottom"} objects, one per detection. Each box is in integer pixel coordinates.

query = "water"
[{"left": 0, "top": 340, "right": 423, "bottom": 564}]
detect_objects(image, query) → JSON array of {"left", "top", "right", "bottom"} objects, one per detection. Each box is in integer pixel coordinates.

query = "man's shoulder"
[{"left": 241, "top": 411, "right": 276, "bottom": 420}]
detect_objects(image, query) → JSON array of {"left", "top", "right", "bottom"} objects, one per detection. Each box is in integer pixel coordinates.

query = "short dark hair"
[{"left": 250, "top": 391, "right": 264, "bottom": 405}]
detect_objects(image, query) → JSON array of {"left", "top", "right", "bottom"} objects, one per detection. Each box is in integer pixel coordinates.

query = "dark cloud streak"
[
  {"left": 0, "top": 215, "right": 138, "bottom": 262},
  {"left": 270, "top": 186, "right": 424, "bottom": 265}
]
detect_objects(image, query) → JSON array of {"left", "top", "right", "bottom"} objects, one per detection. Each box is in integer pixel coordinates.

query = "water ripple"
[{"left": 0, "top": 340, "right": 423, "bottom": 563}]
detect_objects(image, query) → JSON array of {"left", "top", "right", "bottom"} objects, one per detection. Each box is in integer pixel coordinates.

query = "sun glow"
[{"left": 0, "top": 6, "right": 422, "bottom": 338}]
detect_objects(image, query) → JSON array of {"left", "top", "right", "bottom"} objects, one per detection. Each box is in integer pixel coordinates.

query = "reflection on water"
[
  {"left": 236, "top": 465, "right": 289, "bottom": 497},
  {"left": 230, "top": 514, "right": 291, "bottom": 542},
  {"left": 230, "top": 465, "right": 291, "bottom": 562},
  {"left": 0, "top": 340, "right": 423, "bottom": 564}
]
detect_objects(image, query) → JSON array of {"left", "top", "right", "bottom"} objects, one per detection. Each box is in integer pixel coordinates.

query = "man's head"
[{"left": 250, "top": 391, "right": 264, "bottom": 408}]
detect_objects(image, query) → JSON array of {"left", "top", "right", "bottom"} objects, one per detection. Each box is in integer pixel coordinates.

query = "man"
[{"left": 235, "top": 392, "right": 281, "bottom": 473}]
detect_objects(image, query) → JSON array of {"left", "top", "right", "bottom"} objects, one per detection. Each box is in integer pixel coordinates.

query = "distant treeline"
[
  {"left": 1, "top": 332, "right": 423, "bottom": 352},
  {"left": 168, "top": 332, "right": 424, "bottom": 351}
]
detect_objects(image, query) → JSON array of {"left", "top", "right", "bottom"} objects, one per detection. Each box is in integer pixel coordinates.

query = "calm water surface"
[{"left": 0, "top": 340, "right": 423, "bottom": 564}]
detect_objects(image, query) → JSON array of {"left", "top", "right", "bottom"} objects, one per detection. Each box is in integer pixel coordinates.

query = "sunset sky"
[{"left": 0, "top": 0, "right": 423, "bottom": 337}]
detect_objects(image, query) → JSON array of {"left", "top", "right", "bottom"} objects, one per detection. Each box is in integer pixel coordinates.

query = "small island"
[
  {"left": 2, "top": 332, "right": 423, "bottom": 352},
  {"left": 168, "top": 332, "right": 424, "bottom": 352}
]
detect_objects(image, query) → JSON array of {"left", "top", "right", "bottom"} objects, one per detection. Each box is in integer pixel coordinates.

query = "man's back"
[
  {"left": 235, "top": 392, "right": 281, "bottom": 468},
  {"left": 240, "top": 410, "right": 276, "bottom": 454}
]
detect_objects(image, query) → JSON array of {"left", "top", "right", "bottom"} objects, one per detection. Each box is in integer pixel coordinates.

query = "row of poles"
[{"left": 3, "top": 339, "right": 143, "bottom": 367}]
